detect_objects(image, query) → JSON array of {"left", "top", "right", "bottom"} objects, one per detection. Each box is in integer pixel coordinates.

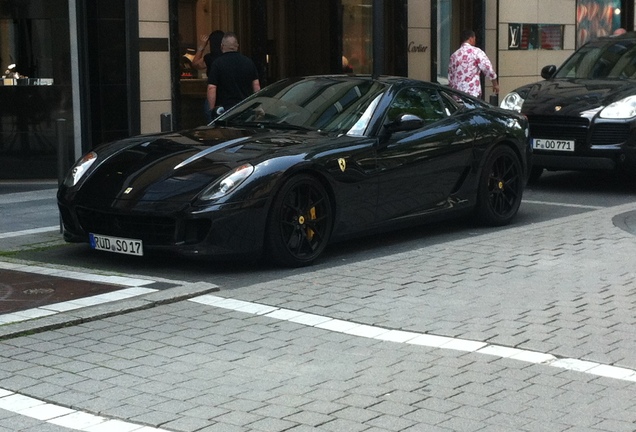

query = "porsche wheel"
[
  {"left": 475, "top": 146, "right": 523, "bottom": 226},
  {"left": 266, "top": 174, "right": 333, "bottom": 267}
]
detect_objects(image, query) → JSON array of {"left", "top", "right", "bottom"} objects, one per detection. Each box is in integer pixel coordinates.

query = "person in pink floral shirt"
[{"left": 448, "top": 29, "right": 499, "bottom": 99}]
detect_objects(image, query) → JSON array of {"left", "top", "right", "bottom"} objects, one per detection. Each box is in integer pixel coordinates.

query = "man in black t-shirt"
[{"left": 207, "top": 32, "right": 260, "bottom": 118}]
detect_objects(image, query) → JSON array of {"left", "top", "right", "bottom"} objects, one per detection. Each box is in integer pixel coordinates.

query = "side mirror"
[
  {"left": 541, "top": 65, "right": 557, "bottom": 80},
  {"left": 384, "top": 113, "right": 424, "bottom": 133}
]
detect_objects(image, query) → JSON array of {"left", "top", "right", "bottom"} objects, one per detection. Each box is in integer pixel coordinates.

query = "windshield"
[
  {"left": 556, "top": 39, "right": 636, "bottom": 79},
  {"left": 220, "top": 77, "right": 388, "bottom": 135}
]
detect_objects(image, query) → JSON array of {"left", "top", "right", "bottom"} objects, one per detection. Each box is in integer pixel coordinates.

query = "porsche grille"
[{"left": 528, "top": 115, "right": 630, "bottom": 146}]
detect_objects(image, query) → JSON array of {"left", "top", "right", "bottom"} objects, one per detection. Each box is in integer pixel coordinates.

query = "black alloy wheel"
[
  {"left": 475, "top": 146, "right": 523, "bottom": 226},
  {"left": 266, "top": 174, "right": 333, "bottom": 267}
]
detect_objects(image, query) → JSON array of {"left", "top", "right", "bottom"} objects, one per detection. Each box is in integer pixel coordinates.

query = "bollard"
[
  {"left": 56, "top": 118, "right": 67, "bottom": 234},
  {"left": 56, "top": 118, "right": 68, "bottom": 186},
  {"left": 160, "top": 113, "right": 172, "bottom": 132}
]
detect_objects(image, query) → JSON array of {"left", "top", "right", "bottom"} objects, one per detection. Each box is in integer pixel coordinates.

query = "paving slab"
[{"left": 1, "top": 184, "right": 636, "bottom": 431}]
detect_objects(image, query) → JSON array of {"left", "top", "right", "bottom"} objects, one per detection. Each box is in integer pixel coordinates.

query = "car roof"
[{"left": 587, "top": 31, "right": 636, "bottom": 45}]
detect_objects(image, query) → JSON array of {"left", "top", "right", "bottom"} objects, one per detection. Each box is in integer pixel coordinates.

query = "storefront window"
[
  {"left": 177, "top": 0, "right": 237, "bottom": 129},
  {"left": 508, "top": 24, "right": 564, "bottom": 50},
  {"left": 342, "top": 0, "right": 372, "bottom": 74},
  {"left": 577, "top": 0, "right": 622, "bottom": 47},
  {"left": 0, "top": 0, "right": 72, "bottom": 179},
  {"left": 436, "top": 0, "right": 452, "bottom": 84},
  {"left": 176, "top": 0, "right": 399, "bottom": 128}
]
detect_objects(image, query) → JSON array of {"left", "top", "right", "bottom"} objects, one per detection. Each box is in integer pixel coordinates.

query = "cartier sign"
[{"left": 408, "top": 41, "right": 428, "bottom": 52}]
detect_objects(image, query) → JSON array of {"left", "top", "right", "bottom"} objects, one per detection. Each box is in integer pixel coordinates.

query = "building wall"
[
  {"left": 136, "top": 0, "right": 632, "bottom": 139},
  {"left": 404, "top": 0, "right": 583, "bottom": 99},
  {"left": 497, "top": 0, "right": 577, "bottom": 97},
  {"left": 485, "top": 0, "right": 499, "bottom": 101},
  {"left": 407, "top": 0, "right": 431, "bottom": 81},
  {"left": 405, "top": 0, "right": 503, "bottom": 98},
  {"left": 138, "top": 0, "right": 172, "bottom": 134}
]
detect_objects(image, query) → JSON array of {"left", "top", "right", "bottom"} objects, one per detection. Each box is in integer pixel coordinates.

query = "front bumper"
[
  {"left": 58, "top": 198, "right": 269, "bottom": 259},
  {"left": 532, "top": 144, "right": 636, "bottom": 171},
  {"left": 527, "top": 114, "right": 636, "bottom": 171}
]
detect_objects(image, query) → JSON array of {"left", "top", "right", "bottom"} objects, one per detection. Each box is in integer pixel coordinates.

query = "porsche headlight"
[
  {"left": 64, "top": 151, "right": 97, "bottom": 187},
  {"left": 500, "top": 92, "right": 524, "bottom": 112},
  {"left": 200, "top": 164, "right": 254, "bottom": 201},
  {"left": 600, "top": 96, "right": 636, "bottom": 119}
]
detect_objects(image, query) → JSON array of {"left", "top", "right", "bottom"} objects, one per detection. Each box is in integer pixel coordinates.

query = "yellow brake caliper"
[
  {"left": 306, "top": 207, "right": 317, "bottom": 240},
  {"left": 297, "top": 207, "right": 317, "bottom": 240}
]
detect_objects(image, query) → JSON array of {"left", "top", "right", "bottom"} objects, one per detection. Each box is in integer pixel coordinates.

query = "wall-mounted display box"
[{"left": 508, "top": 24, "right": 565, "bottom": 50}]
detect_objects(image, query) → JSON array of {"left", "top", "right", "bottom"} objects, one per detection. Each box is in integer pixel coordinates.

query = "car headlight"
[
  {"left": 600, "top": 96, "right": 636, "bottom": 119},
  {"left": 64, "top": 151, "right": 97, "bottom": 187},
  {"left": 500, "top": 92, "right": 524, "bottom": 112},
  {"left": 199, "top": 163, "right": 254, "bottom": 201}
]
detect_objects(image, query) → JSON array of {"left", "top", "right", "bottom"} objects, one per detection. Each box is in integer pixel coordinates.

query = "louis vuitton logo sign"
[
  {"left": 507, "top": 23, "right": 564, "bottom": 50},
  {"left": 509, "top": 24, "right": 521, "bottom": 49}
]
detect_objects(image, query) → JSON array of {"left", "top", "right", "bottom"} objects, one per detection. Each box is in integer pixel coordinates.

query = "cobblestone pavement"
[{"left": 1, "top": 200, "right": 636, "bottom": 431}]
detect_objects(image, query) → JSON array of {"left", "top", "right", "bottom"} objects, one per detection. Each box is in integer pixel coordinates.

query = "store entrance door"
[
  {"left": 174, "top": 0, "right": 406, "bottom": 129},
  {"left": 264, "top": 0, "right": 405, "bottom": 83},
  {"left": 285, "top": 0, "right": 334, "bottom": 76},
  {"left": 434, "top": 0, "right": 485, "bottom": 85},
  {"left": 263, "top": 0, "right": 337, "bottom": 83}
]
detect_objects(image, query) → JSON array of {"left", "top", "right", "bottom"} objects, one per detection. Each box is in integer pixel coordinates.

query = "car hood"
[
  {"left": 516, "top": 79, "right": 636, "bottom": 116},
  {"left": 77, "top": 126, "right": 334, "bottom": 205}
]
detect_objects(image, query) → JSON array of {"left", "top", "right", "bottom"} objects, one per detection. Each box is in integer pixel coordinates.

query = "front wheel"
[
  {"left": 475, "top": 146, "right": 523, "bottom": 226},
  {"left": 265, "top": 174, "right": 333, "bottom": 267}
]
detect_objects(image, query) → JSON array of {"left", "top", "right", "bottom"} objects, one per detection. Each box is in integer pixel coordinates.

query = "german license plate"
[
  {"left": 89, "top": 233, "right": 143, "bottom": 256},
  {"left": 532, "top": 138, "right": 575, "bottom": 152}
]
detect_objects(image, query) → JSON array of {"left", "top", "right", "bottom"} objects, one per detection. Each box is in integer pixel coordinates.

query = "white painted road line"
[
  {"left": 189, "top": 294, "right": 636, "bottom": 384},
  {"left": 523, "top": 199, "right": 605, "bottom": 209},
  {"left": 0, "top": 189, "right": 56, "bottom": 204},
  {"left": 0, "top": 390, "right": 168, "bottom": 431},
  {"left": 0, "top": 226, "right": 59, "bottom": 239}
]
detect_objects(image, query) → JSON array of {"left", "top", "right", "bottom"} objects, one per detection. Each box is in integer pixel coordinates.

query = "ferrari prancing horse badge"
[{"left": 338, "top": 158, "right": 346, "bottom": 172}]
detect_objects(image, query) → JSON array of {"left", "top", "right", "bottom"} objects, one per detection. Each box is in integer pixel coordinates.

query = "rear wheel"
[
  {"left": 475, "top": 146, "right": 523, "bottom": 226},
  {"left": 265, "top": 174, "right": 333, "bottom": 267}
]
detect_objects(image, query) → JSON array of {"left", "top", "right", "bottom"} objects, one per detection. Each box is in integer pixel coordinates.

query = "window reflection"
[
  {"left": 342, "top": 0, "right": 372, "bottom": 74},
  {"left": 224, "top": 77, "right": 386, "bottom": 134},
  {"left": 577, "top": 0, "right": 622, "bottom": 47},
  {"left": 178, "top": 0, "right": 237, "bottom": 129},
  {"left": 0, "top": 0, "right": 72, "bottom": 180}
]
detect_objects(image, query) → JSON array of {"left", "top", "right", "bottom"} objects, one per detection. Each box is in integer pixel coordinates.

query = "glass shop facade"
[{"left": 0, "top": 0, "right": 633, "bottom": 179}]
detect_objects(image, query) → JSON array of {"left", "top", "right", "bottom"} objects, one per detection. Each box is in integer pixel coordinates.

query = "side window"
[
  {"left": 386, "top": 87, "right": 447, "bottom": 124},
  {"left": 441, "top": 90, "right": 480, "bottom": 111}
]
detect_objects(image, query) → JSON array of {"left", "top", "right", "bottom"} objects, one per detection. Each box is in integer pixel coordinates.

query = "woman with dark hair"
[
  {"left": 192, "top": 30, "right": 225, "bottom": 76},
  {"left": 192, "top": 30, "right": 225, "bottom": 121}
]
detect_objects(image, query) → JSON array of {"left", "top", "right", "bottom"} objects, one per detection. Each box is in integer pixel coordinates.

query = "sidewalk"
[
  {"left": 0, "top": 184, "right": 220, "bottom": 342},
  {"left": 1, "top": 199, "right": 636, "bottom": 431}
]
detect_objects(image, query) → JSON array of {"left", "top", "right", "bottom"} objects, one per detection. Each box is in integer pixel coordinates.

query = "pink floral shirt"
[{"left": 448, "top": 43, "right": 497, "bottom": 98}]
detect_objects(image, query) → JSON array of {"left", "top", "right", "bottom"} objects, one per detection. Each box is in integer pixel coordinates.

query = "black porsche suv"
[{"left": 500, "top": 32, "right": 636, "bottom": 181}]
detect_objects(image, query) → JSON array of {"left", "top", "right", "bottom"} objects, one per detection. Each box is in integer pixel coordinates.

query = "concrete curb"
[{"left": 0, "top": 281, "right": 219, "bottom": 341}]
